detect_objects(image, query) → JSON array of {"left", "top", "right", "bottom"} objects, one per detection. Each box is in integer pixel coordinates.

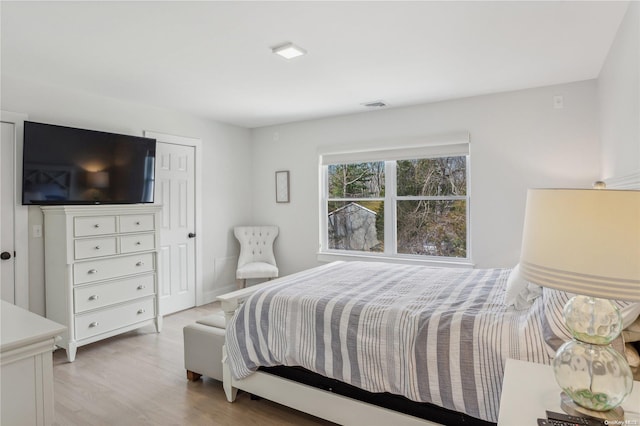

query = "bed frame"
[{"left": 217, "top": 273, "right": 492, "bottom": 426}]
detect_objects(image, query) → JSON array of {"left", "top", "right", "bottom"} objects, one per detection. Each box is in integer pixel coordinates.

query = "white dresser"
[
  {"left": 1, "top": 300, "right": 66, "bottom": 426},
  {"left": 41, "top": 205, "right": 162, "bottom": 362}
]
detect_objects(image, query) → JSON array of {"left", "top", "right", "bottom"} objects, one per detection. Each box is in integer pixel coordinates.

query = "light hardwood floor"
[{"left": 52, "top": 302, "right": 336, "bottom": 426}]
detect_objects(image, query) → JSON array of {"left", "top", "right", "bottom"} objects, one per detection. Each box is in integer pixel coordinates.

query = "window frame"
[{"left": 318, "top": 136, "right": 472, "bottom": 268}]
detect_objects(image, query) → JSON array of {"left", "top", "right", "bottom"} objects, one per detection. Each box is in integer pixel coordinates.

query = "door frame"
[
  {"left": 1, "top": 110, "right": 29, "bottom": 308},
  {"left": 144, "top": 130, "right": 203, "bottom": 306}
]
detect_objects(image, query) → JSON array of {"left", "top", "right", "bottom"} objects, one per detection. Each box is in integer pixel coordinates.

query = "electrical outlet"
[{"left": 33, "top": 225, "right": 42, "bottom": 238}]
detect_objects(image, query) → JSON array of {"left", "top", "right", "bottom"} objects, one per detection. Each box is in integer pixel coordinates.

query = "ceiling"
[{"left": 0, "top": 1, "right": 630, "bottom": 129}]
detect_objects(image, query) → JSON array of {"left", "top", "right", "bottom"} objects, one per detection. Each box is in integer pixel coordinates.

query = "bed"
[{"left": 217, "top": 260, "right": 638, "bottom": 425}]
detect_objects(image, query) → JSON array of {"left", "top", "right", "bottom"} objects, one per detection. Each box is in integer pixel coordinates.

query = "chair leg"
[{"left": 236, "top": 279, "right": 246, "bottom": 289}]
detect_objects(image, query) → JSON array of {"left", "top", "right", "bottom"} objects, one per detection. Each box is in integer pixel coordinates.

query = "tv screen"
[{"left": 22, "top": 121, "right": 156, "bottom": 205}]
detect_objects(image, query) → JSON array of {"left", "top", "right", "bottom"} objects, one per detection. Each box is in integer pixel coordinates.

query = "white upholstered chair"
[{"left": 234, "top": 226, "right": 279, "bottom": 289}]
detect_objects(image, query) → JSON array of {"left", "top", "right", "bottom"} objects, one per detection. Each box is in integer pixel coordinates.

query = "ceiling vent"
[{"left": 362, "top": 100, "right": 388, "bottom": 108}]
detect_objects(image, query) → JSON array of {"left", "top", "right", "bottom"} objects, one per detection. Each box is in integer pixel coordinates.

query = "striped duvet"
[{"left": 225, "top": 261, "right": 552, "bottom": 423}]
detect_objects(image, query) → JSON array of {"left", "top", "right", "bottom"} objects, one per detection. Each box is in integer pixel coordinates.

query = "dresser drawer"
[
  {"left": 74, "top": 237, "right": 118, "bottom": 260},
  {"left": 74, "top": 216, "right": 117, "bottom": 237},
  {"left": 73, "top": 253, "right": 154, "bottom": 284},
  {"left": 74, "top": 274, "right": 155, "bottom": 313},
  {"left": 120, "top": 233, "right": 155, "bottom": 254},
  {"left": 75, "top": 297, "right": 155, "bottom": 340},
  {"left": 120, "top": 214, "right": 155, "bottom": 233}
]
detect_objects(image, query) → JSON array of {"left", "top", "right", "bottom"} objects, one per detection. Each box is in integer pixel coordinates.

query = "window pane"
[
  {"left": 327, "top": 201, "right": 384, "bottom": 252},
  {"left": 397, "top": 157, "right": 466, "bottom": 196},
  {"left": 328, "top": 162, "right": 385, "bottom": 198},
  {"left": 396, "top": 200, "right": 466, "bottom": 257}
]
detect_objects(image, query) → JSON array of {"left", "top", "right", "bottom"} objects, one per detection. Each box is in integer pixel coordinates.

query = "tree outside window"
[
  {"left": 396, "top": 157, "right": 467, "bottom": 258},
  {"left": 327, "top": 162, "right": 384, "bottom": 252},
  {"left": 324, "top": 156, "right": 468, "bottom": 259}
]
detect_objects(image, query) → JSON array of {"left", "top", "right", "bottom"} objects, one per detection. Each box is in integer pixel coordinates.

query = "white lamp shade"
[{"left": 519, "top": 189, "right": 640, "bottom": 301}]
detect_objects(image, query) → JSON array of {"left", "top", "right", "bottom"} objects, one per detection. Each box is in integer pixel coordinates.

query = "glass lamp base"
[
  {"left": 553, "top": 340, "right": 633, "bottom": 411},
  {"left": 563, "top": 296, "right": 622, "bottom": 344},
  {"left": 560, "top": 392, "right": 625, "bottom": 422}
]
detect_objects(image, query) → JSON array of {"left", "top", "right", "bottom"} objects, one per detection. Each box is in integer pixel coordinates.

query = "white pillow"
[
  {"left": 621, "top": 303, "right": 640, "bottom": 330},
  {"left": 505, "top": 264, "right": 542, "bottom": 310}
]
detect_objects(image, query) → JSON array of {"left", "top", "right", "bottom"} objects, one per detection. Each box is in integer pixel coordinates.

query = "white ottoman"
[{"left": 183, "top": 312, "right": 226, "bottom": 382}]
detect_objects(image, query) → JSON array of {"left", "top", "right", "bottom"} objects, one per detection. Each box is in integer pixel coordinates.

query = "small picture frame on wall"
[{"left": 275, "top": 170, "right": 290, "bottom": 203}]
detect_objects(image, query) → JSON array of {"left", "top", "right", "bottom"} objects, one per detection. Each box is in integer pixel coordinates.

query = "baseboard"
[{"left": 201, "top": 284, "right": 237, "bottom": 306}]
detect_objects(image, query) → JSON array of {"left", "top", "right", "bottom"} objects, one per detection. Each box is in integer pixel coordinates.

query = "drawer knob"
[
  {"left": 89, "top": 322, "right": 99, "bottom": 328},
  {"left": 95, "top": 245, "right": 101, "bottom": 250},
  {"left": 88, "top": 269, "right": 98, "bottom": 274},
  {"left": 135, "top": 241, "right": 141, "bottom": 246},
  {"left": 94, "top": 224, "right": 100, "bottom": 228},
  {"left": 135, "top": 221, "right": 141, "bottom": 225},
  {"left": 136, "top": 261, "right": 144, "bottom": 267},
  {"left": 88, "top": 295, "right": 99, "bottom": 301},
  {"left": 137, "top": 308, "right": 146, "bottom": 314},
  {"left": 137, "top": 284, "right": 146, "bottom": 290}
]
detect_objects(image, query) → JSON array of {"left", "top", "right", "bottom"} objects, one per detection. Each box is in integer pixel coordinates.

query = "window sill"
[{"left": 316, "top": 251, "right": 475, "bottom": 269}]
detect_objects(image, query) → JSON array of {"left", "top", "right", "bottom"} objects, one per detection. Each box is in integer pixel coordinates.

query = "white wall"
[
  {"left": 2, "top": 58, "right": 615, "bottom": 311},
  {"left": 598, "top": 2, "right": 639, "bottom": 180},
  {"left": 250, "top": 80, "right": 600, "bottom": 274},
  {"left": 1, "top": 75, "right": 252, "bottom": 314}
]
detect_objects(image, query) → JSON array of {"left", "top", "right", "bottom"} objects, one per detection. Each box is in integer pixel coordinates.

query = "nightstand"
[{"left": 498, "top": 358, "right": 640, "bottom": 425}]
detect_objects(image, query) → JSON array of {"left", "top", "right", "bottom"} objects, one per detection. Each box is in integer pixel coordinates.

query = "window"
[
  {"left": 320, "top": 138, "right": 469, "bottom": 263},
  {"left": 395, "top": 157, "right": 467, "bottom": 258},
  {"left": 327, "top": 162, "right": 385, "bottom": 252}
]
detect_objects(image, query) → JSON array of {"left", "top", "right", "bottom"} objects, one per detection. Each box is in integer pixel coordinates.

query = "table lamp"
[
  {"left": 87, "top": 171, "right": 110, "bottom": 201},
  {"left": 519, "top": 188, "right": 640, "bottom": 420},
  {"left": 87, "top": 171, "right": 110, "bottom": 189}
]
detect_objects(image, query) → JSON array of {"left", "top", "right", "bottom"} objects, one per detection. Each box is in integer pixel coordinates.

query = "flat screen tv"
[{"left": 22, "top": 121, "right": 156, "bottom": 205}]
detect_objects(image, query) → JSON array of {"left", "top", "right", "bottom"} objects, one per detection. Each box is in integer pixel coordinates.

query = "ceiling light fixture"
[{"left": 272, "top": 42, "right": 307, "bottom": 60}]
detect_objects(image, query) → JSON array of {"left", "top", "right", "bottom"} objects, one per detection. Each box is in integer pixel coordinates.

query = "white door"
[
  {"left": 154, "top": 141, "right": 196, "bottom": 314},
  {"left": 1, "top": 121, "right": 16, "bottom": 303},
  {"left": 1, "top": 112, "right": 29, "bottom": 308}
]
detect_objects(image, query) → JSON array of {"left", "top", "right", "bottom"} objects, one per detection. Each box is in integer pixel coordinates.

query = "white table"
[
  {"left": 498, "top": 358, "right": 640, "bottom": 425},
  {"left": 1, "top": 301, "right": 66, "bottom": 426}
]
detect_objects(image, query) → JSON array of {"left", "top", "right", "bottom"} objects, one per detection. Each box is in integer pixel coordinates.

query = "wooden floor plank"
[{"left": 52, "top": 302, "right": 335, "bottom": 426}]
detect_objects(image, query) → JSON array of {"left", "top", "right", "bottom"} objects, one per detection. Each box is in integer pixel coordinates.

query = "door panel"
[
  {"left": 154, "top": 142, "right": 196, "bottom": 315},
  {"left": 1, "top": 121, "right": 15, "bottom": 303}
]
